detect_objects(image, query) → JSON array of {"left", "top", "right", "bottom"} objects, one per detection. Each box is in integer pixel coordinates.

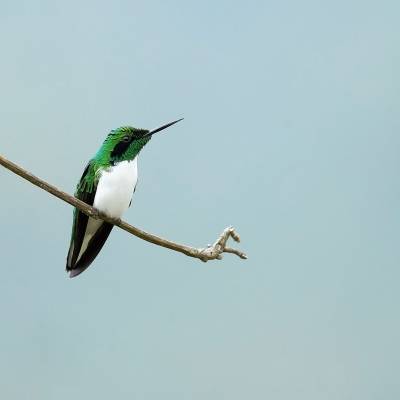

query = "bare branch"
[{"left": 0, "top": 154, "right": 247, "bottom": 262}]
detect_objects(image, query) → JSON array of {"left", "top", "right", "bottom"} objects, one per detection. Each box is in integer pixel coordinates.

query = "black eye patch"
[{"left": 111, "top": 136, "right": 133, "bottom": 158}]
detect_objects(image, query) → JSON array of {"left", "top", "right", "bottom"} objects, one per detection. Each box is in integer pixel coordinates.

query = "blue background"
[{"left": 1, "top": 1, "right": 399, "bottom": 398}]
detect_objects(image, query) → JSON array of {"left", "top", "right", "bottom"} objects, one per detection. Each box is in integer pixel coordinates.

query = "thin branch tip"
[{"left": 195, "top": 226, "right": 247, "bottom": 262}]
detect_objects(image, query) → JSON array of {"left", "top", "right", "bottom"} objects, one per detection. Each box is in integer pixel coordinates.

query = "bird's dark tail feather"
[
  {"left": 69, "top": 266, "right": 88, "bottom": 278},
  {"left": 67, "top": 222, "right": 114, "bottom": 278}
]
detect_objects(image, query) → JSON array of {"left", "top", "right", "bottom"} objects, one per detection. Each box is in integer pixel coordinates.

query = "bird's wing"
[
  {"left": 66, "top": 162, "right": 113, "bottom": 277},
  {"left": 66, "top": 163, "right": 96, "bottom": 269}
]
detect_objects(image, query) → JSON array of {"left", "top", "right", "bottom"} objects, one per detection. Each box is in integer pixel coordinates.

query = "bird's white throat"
[{"left": 94, "top": 157, "right": 138, "bottom": 219}]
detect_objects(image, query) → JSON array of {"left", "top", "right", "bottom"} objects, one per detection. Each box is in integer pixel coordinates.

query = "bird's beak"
[{"left": 144, "top": 118, "right": 184, "bottom": 138}]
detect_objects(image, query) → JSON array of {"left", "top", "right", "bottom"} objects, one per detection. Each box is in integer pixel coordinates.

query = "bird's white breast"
[{"left": 94, "top": 158, "right": 138, "bottom": 219}]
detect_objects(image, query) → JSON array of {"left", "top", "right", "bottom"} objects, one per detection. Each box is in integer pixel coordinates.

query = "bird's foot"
[
  {"left": 90, "top": 208, "right": 120, "bottom": 225},
  {"left": 89, "top": 207, "right": 101, "bottom": 219}
]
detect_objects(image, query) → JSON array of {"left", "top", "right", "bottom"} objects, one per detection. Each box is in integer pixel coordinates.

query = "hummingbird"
[{"left": 66, "top": 118, "right": 183, "bottom": 278}]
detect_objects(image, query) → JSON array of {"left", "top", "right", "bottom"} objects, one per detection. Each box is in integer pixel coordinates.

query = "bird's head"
[{"left": 98, "top": 118, "right": 183, "bottom": 165}]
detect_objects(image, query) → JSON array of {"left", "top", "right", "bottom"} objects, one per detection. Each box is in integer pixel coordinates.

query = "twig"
[{"left": 0, "top": 154, "right": 247, "bottom": 261}]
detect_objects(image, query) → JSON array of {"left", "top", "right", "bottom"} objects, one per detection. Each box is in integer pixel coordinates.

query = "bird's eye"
[{"left": 122, "top": 136, "right": 130, "bottom": 142}]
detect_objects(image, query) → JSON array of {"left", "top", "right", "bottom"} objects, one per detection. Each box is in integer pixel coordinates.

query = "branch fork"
[{"left": 197, "top": 226, "right": 247, "bottom": 262}]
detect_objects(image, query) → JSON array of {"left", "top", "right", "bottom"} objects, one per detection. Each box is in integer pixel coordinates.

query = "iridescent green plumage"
[{"left": 77, "top": 127, "right": 151, "bottom": 196}]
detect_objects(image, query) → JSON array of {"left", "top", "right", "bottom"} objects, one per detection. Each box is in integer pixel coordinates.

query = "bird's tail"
[{"left": 66, "top": 222, "right": 114, "bottom": 278}]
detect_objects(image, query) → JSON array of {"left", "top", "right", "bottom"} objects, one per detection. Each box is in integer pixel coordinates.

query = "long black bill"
[{"left": 144, "top": 118, "right": 184, "bottom": 138}]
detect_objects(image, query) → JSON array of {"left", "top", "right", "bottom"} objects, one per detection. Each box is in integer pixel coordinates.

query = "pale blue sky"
[{"left": 1, "top": 1, "right": 399, "bottom": 399}]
